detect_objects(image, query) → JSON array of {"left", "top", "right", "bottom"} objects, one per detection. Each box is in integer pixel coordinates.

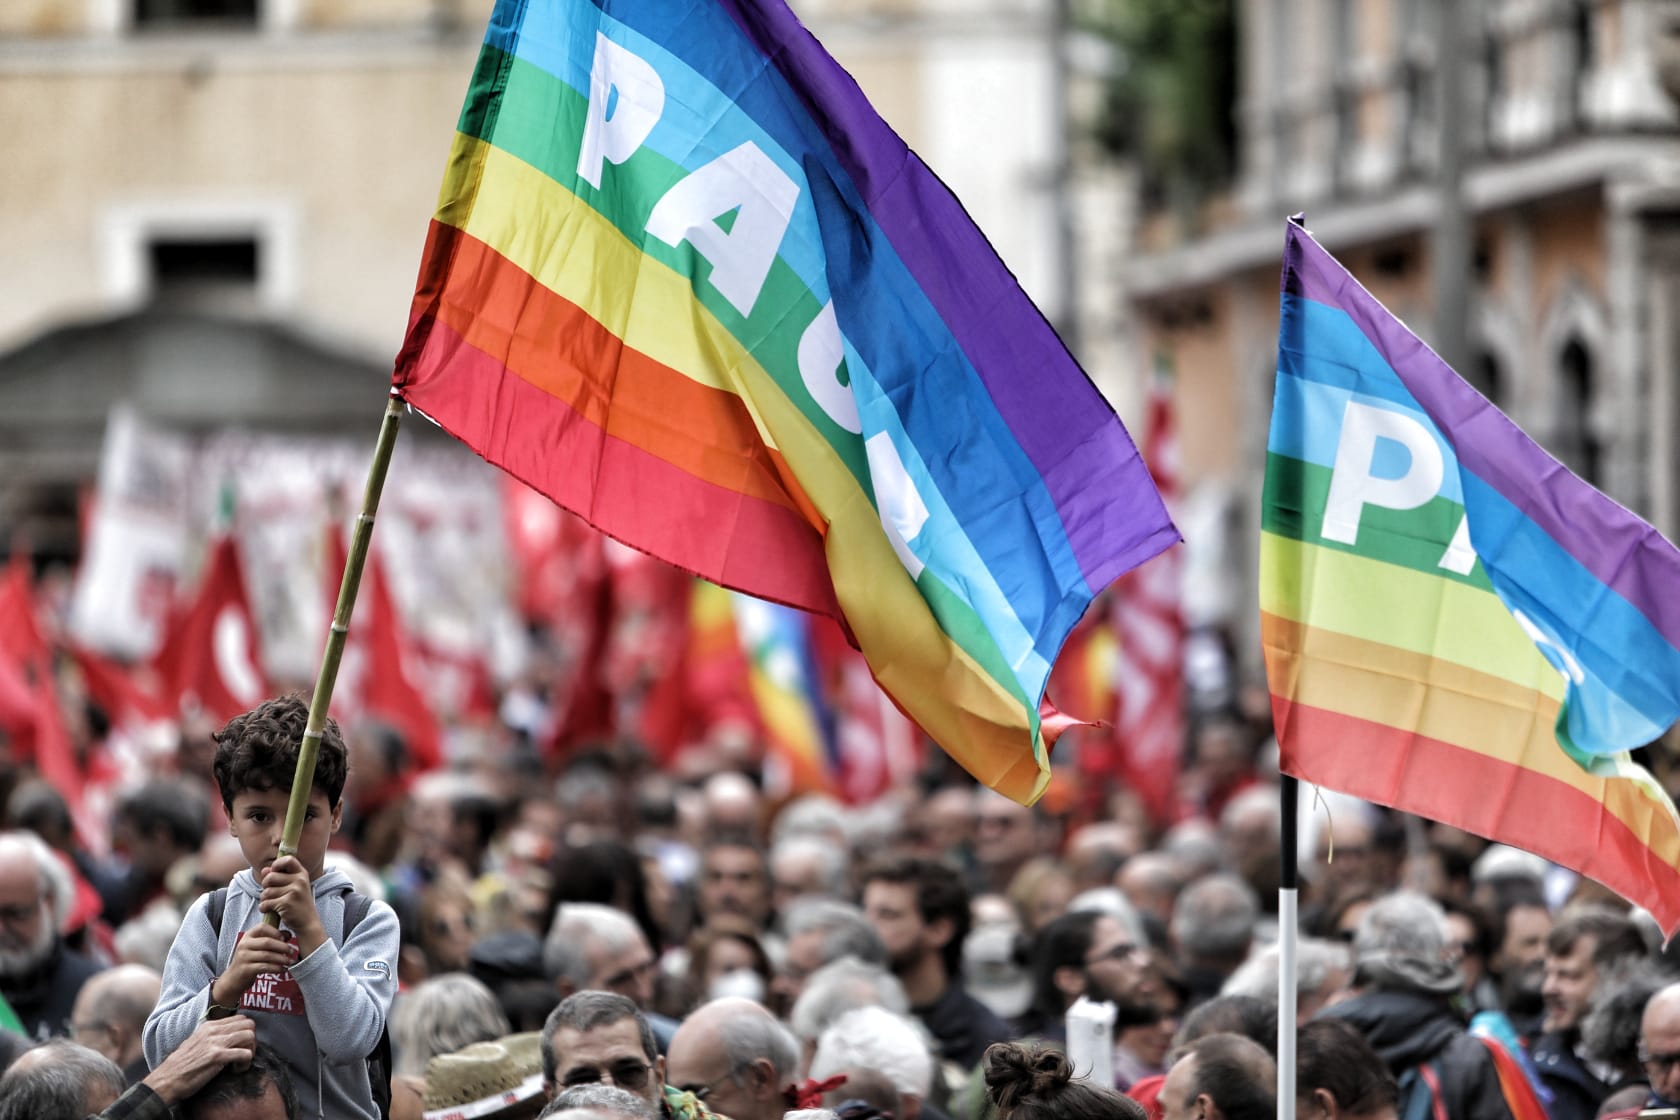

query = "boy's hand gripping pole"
[{"left": 266, "top": 392, "right": 404, "bottom": 928}]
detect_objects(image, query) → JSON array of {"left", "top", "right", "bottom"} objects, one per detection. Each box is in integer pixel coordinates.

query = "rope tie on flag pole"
[
  {"left": 264, "top": 390, "right": 405, "bottom": 928},
  {"left": 1309, "top": 784, "right": 1334, "bottom": 864}
]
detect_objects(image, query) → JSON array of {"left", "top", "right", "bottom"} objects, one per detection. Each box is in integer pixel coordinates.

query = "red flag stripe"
[{"left": 1275, "top": 696, "right": 1680, "bottom": 927}]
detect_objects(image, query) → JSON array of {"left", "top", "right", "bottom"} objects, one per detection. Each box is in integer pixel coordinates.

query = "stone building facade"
[{"left": 1126, "top": 0, "right": 1680, "bottom": 653}]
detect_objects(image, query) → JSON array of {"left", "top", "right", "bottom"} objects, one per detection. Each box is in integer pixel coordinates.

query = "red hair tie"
[{"left": 785, "top": 1074, "right": 849, "bottom": 1109}]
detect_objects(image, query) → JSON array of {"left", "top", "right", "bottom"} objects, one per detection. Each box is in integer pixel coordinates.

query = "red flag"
[
  {"left": 0, "top": 560, "right": 93, "bottom": 843},
  {"left": 1113, "top": 381, "right": 1185, "bottom": 825},
  {"left": 602, "top": 545, "right": 695, "bottom": 751},
  {"left": 151, "top": 535, "right": 268, "bottom": 724},
  {"left": 0, "top": 557, "right": 45, "bottom": 666},
  {"left": 637, "top": 578, "right": 752, "bottom": 763},
  {"left": 0, "top": 559, "right": 41, "bottom": 745},
  {"left": 1047, "top": 595, "right": 1121, "bottom": 793},
  {"left": 70, "top": 643, "right": 174, "bottom": 860},
  {"left": 325, "top": 528, "right": 442, "bottom": 772},
  {"left": 503, "top": 477, "right": 586, "bottom": 625},
  {"left": 414, "top": 639, "right": 498, "bottom": 724},
  {"left": 0, "top": 654, "right": 37, "bottom": 748},
  {"left": 70, "top": 644, "right": 171, "bottom": 728},
  {"left": 504, "top": 483, "right": 616, "bottom": 752}
]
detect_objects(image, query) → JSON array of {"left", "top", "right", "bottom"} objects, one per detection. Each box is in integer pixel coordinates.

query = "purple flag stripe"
[
  {"left": 712, "top": 0, "right": 1169, "bottom": 589},
  {"left": 1284, "top": 222, "right": 1680, "bottom": 650}
]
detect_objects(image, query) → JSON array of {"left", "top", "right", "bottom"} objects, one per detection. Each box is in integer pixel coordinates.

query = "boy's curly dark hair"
[
  {"left": 982, "top": 1043, "right": 1145, "bottom": 1120},
  {"left": 213, "top": 694, "right": 349, "bottom": 810}
]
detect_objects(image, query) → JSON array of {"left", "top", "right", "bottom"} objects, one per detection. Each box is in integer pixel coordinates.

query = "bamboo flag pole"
[{"left": 264, "top": 390, "right": 404, "bottom": 928}]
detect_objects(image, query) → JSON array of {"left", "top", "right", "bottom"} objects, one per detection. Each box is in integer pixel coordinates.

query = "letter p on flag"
[
  {"left": 577, "top": 32, "right": 665, "bottom": 190},
  {"left": 1321, "top": 400, "right": 1444, "bottom": 547}
]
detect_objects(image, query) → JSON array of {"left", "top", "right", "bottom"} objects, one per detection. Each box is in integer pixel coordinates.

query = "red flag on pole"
[
  {"left": 70, "top": 644, "right": 171, "bottom": 729},
  {"left": 0, "top": 641, "right": 38, "bottom": 748},
  {"left": 1113, "top": 379, "right": 1185, "bottom": 825},
  {"left": 0, "top": 560, "right": 94, "bottom": 844},
  {"left": 151, "top": 535, "right": 268, "bottom": 724},
  {"left": 636, "top": 578, "right": 759, "bottom": 765},
  {"left": 325, "top": 527, "right": 443, "bottom": 772},
  {"left": 0, "top": 557, "right": 45, "bottom": 666}
]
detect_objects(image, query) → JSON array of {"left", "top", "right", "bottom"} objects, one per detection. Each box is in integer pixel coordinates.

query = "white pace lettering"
[
  {"left": 576, "top": 33, "right": 666, "bottom": 190},
  {"left": 1322, "top": 400, "right": 1444, "bottom": 546},
  {"left": 797, "top": 301, "right": 861, "bottom": 434},
  {"left": 645, "top": 141, "right": 799, "bottom": 317},
  {"left": 865, "top": 433, "right": 929, "bottom": 580}
]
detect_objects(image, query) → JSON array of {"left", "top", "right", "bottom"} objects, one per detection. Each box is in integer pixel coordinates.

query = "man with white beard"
[{"left": 0, "top": 830, "right": 105, "bottom": 1038}]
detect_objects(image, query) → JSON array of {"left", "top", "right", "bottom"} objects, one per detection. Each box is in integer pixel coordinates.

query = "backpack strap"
[
  {"left": 343, "top": 890, "right": 372, "bottom": 937},
  {"left": 340, "top": 890, "right": 393, "bottom": 1120},
  {"left": 206, "top": 887, "right": 228, "bottom": 937},
  {"left": 207, "top": 886, "right": 370, "bottom": 938},
  {"left": 1417, "top": 1062, "right": 1449, "bottom": 1120}
]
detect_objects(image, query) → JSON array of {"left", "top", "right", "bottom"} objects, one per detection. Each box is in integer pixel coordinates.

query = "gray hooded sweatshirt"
[{"left": 142, "top": 866, "right": 400, "bottom": 1120}]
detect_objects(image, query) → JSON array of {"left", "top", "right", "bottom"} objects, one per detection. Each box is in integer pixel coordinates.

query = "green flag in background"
[{"left": 0, "top": 989, "right": 24, "bottom": 1036}]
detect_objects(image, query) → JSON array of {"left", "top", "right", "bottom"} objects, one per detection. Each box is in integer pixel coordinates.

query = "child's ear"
[{"left": 329, "top": 800, "right": 344, "bottom": 835}]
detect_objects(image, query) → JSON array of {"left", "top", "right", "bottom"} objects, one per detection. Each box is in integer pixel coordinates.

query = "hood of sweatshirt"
[{"left": 1320, "top": 988, "right": 1464, "bottom": 1070}]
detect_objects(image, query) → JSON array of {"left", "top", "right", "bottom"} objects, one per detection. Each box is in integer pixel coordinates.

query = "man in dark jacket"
[
  {"left": 862, "top": 855, "right": 1014, "bottom": 1069},
  {"left": 0, "top": 830, "right": 105, "bottom": 1039},
  {"left": 1319, "top": 891, "right": 1514, "bottom": 1120},
  {"left": 1529, "top": 908, "right": 1647, "bottom": 1120}
]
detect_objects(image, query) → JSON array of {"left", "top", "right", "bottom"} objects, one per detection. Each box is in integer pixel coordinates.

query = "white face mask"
[{"left": 709, "top": 967, "right": 767, "bottom": 1004}]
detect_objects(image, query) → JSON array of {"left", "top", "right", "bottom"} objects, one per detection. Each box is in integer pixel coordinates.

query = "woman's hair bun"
[{"left": 983, "top": 1043, "right": 1074, "bottom": 1111}]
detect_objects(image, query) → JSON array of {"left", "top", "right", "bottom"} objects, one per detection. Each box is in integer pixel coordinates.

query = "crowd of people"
[{"left": 2, "top": 686, "right": 1680, "bottom": 1120}]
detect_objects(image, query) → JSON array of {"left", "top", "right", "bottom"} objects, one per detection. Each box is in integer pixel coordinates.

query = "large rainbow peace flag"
[
  {"left": 1262, "top": 220, "right": 1680, "bottom": 931},
  {"left": 392, "top": 0, "right": 1177, "bottom": 802}
]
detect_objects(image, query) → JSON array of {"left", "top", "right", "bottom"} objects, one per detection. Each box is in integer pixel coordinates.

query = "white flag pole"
[{"left": 1278, "top": 776, "right": 1299, "bottom": 1120}]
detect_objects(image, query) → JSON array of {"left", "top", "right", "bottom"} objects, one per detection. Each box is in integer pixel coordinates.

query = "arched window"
[
  {"left": 1468, "top": 350, "right": 1503, "bottom": 408},
  {"left": 1557, "top": 338, "right": 1601, "bottom": 484}
]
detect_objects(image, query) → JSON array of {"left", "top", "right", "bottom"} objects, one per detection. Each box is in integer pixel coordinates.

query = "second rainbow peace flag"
[
  {"left": 1263, "top": 219, "right": 1680, "bottom": 932},
  {"left": 393, "top": 0, "right": 1177, "bottom": 802}
]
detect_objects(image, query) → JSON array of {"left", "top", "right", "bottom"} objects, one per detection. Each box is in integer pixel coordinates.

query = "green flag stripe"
[
  {"left": 0, "top": 989, "right": 24, "bottom": 1036},
  {"left": 1262, "top": 452, "right": 1492, "bottom": 592},
  {"left": 463, "top": 49, "right": 870, "bottom": 486}
]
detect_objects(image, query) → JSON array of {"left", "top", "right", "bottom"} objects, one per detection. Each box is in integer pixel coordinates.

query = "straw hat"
[{"left": 422, "top": 1032, "right": 546, "bottom": 1120}]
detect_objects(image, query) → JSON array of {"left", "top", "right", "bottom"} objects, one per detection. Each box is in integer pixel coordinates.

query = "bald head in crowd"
[
  {"left": 1064, "top": 823, "right": 1142, "bottom": 892},
  {"left": 70, "top": 964, "right": 161, "bottom": 1083},
  {"left": 0, "top": 1039, "right": 127, "bottom": 1120},
  {"left": 1171, "top": 873, "right": 1260, "bottom": 1001},
  {"left": 702, "top": 774, "right": 761, "bottom": 835},
  {"left": 1117, "top": 852, "right": 1188, "bottom": 926},
  {"left": 1642, "top": 982, "right": 1680, "bottom": 1107},
  {"left": 1160, "top": 1033, "right": 1277, "bottom": 1120},
  {"left": 665, "top": 998, "right": 798, "bottom": 1120}
]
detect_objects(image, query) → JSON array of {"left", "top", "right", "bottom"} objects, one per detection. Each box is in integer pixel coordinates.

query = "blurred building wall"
[{"left": 1124, "top": 0, "right": 1680, "bottom": 665}]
